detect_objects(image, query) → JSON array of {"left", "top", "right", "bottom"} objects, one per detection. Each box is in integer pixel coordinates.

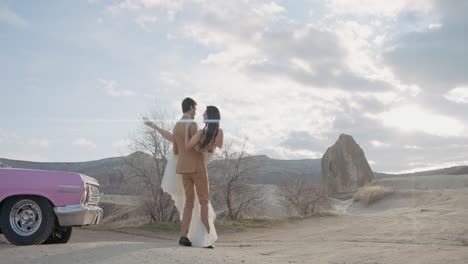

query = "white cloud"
[
  {"left": 325, "top": 0, "right": 434, "bottom": 17},
  {"left": 99, "top": 79, "right": 135, "bottom": 97},
  {"left": 73, "top": 137, "right": 97, "bottom": 149},
  {"left": 108, "top": 0, "right": 185, "bottom": 20},
  {"left": 112, "top": 138, "right": 133, "bottom": 148},
  {"left": 163, "top": 0, "right": 405, "bottom": 164},
  {"left": 0, "top": 129, "right": 20, "bottom": 144},
  {"left": 108, "top": 0, "right": 144, "bottom": 14},
  {"left": 254, "top": 2, "right": 285, "bottom": 16},
  {"left": 444, "top": 86, "right": 468, "bottom": 104},
  {"left": 404, "top": 145, "right": 421, "bottom": 150},
  {"left": 374, "top": 35, "right": 386, "bottom": 46},
  {"left": 369, "top": 140, "right": 390, "bottom": 148},
  {"left": 29, "top": 138, "right": 50, "bottom": 148},
  {"left": 0, "top": 2, "right": 28, "bottom": 28},
  {"left": 159, "top": 72, "right": 180, "bottom": 86},
  {"left": 180, "top": 0, "right": 286, "bottom": 68},
  {"left": 135, "top": 15, "right": 158, "bottom": 32},
  {"left": 383, "top": 1, "right": 468, "bottom": 95},
  {"left": 290, "top": 57, "right": 315, "bottom": 74},
  {"left": 328, "top": 19, "right": 422, "bottom": 96},
  {"left": 0, "top": 131, "right": 48, "bottom": 152},
  {"left": 280, "top": 131, "right": 326, "bottom": 152},
  {"left": 428, "top": 23, "right": 442, "bottom": 30},
  {"left": 372, "top": 104, "right": 466, "bottom": 137},
  {"left": 261, "top": 146, "right": 323, "bottom": 160},
  {"left": 182, "top": 23, "right": 235, "bottom": 47},
  {"left": 6, "top": 0, "right": 465, "bottom": 173}
]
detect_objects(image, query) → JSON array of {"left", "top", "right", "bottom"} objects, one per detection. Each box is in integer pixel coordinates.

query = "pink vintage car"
[{"left": 0, "top": 163, "right": 103, "bottom": 245}]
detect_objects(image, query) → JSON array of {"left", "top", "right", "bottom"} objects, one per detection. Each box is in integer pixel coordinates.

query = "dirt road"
[
  {"left": 1, "top": 211, "right": 467, "bottom": 264},
  {"left": 2, "top": 176, "right": 468, "bottom": 264}
]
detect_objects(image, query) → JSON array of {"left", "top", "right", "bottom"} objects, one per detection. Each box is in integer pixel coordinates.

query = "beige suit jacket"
[{"left": 173, "top": 115, "right": 205, "bottom": 174}]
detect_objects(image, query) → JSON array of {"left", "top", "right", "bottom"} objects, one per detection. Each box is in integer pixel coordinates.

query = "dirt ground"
[{"left": 1, "top": 175, "right": 468, "bottom": 264}]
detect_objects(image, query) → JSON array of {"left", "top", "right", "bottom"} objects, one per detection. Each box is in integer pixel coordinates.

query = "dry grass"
[
  {"left": 353, "top": 185, "right": 394, "bottom": 206},
  {"left": 95, "top": 213, "right": 338, "bottom": 234}
]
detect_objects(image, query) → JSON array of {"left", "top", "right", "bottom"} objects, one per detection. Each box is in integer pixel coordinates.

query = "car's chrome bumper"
[{"left": 54, "top": 204, "right": 103, "bottom": 227}]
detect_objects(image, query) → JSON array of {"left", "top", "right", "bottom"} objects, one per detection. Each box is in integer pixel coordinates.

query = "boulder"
[{"left": 321, "top": 134, "right": 374, "bottom": 194}]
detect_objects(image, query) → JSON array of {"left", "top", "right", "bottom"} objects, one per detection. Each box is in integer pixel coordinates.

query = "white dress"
[{"left": 161, "top": 151, "right": 218, "bottom": 247}]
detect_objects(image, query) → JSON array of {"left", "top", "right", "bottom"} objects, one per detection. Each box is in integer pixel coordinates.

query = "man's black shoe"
[
  {"left": 179, "top": 237, "right": 192, "bottom": 247},
  {"left": 204, "top": 245, "right": 215, "bottom": 249}
]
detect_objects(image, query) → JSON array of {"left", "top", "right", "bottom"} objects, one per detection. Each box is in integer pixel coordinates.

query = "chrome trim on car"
[
  {"left": 54, "top": 204, "right": 103, "bottom": 227},
  {"left": 78, "top": 174, "right": 101, "bottom": 206},
  {"left": 85, "top": 184, "right": 100, "bottom": 205},
  {"left": 57, "top": 185, "right": 83, "bottom": 193},
  {"left": 79, "top": 174, "right": 100, "bottom": 187}
]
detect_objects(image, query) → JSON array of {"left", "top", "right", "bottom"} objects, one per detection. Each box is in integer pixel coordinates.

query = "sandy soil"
[{"left": 1, "top": 175, "right": 468, "bottom": 264}]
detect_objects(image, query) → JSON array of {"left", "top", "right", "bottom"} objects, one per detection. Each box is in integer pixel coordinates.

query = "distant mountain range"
[
  {"left": 1, "top": 152, "right": 467, "bottom": 194},
  {"left": 375, "top": 166, "right": 468, "bottom": 178}
]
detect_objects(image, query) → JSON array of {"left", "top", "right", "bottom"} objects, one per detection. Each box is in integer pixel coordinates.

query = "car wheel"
[
  {"left": 43, "top": 226, "right": 72, "bottom": 244},
  {"left": 0, "top": 196, "right": 55, "bottom": 246}
]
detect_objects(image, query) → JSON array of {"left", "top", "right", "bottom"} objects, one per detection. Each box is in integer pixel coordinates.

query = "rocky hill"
[{"left": 321, "top": 134, "right": 374, "bottom": 193}]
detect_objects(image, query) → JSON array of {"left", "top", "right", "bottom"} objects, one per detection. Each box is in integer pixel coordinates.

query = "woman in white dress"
[{"left": 144, "top": 106, "right": 224, "bottom": 248}]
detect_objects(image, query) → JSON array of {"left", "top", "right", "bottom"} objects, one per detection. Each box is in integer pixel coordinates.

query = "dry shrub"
[
  {"left": 277, "top": 175, "right": 330, "bottom": 216},
  {"left": 209, "top": 139, "right": 264, "bottom": 220},
  {"left": 353, "top": 185, "right": 394, "bottom": 206},
  {"left": 125, "top": 107, "right": 178, "bottom": 223}
]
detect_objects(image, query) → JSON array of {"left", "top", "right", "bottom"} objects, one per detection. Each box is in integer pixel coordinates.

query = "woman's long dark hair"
[{"left": 200, "top": 106, "right": 221, "bottom": 149}]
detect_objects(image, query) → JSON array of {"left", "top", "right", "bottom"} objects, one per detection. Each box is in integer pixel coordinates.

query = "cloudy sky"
[{"left": 1, "top": 0, "right": 467, "bottom": 173}]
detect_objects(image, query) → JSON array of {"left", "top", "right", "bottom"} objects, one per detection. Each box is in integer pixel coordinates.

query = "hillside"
[
  {"left": 0, "top": 153, "right": 322, "bottom": 193},
  {"left": 2, "top": 154, "right": 466, "bottom": 194}
]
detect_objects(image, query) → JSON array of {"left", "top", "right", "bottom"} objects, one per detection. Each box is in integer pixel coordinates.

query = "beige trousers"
[{"left": 180, "top": 171, "right": 210, "bottom": 237}]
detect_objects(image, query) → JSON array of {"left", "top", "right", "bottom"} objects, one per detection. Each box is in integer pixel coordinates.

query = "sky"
[{"left": 1, "top": 0, "right": 468, "bottom": 173}]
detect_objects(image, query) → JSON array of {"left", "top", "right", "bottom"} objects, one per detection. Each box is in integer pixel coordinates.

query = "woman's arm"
[
  {"left": 215, "top": 129, "right": 224, "bottom": 148},
  {"left": 144, "top": 120, "right": 174, "bottom": 142},
  {"left": 184, "top": 124, "right": 201, "bottom": 151}
]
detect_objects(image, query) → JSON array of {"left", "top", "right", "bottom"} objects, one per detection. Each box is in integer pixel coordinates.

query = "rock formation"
[{"left": 321, "top": 134, "right": 374, "bottom": 194}]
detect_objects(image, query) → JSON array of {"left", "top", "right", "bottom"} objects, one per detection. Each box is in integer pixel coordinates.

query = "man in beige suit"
[{"left": 173, "top": 97, "right": 210, "bottom": 247}]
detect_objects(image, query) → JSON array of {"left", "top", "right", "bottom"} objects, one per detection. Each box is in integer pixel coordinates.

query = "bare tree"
[
  {"left": 209, "top": 139, "right": 264, "bottom": 220},
  {"left": 277, "top": 174, "right": 330, "bottom": 217},
  {"left": 124, "top": 107, "right": 178, "bottom": 223}
]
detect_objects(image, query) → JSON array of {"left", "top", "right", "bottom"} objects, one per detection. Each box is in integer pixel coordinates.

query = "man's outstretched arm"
[{"left": 144, "top": 120, "right": 174, "bottom": 142}]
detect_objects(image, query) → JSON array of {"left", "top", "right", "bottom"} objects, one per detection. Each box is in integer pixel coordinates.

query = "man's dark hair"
[{"left": 182, "top": 97, "right": 197, "bottom": 113}]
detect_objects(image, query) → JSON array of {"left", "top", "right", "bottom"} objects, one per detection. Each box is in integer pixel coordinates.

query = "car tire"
[
  {"left": 0, "top": 196, "right": 55, "bottom": 246},
  {"left": 42, "top": 226, "right": 72, "bottom": 244}
]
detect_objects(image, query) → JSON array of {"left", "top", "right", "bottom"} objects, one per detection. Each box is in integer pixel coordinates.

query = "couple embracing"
[{"left": 144, "top": 97, "right": 224, "bottom": 248}]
